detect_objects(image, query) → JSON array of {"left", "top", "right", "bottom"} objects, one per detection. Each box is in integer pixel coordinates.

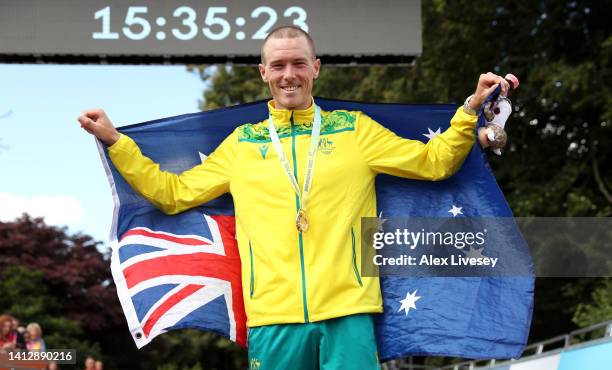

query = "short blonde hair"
[
  {"left": 26, "top": 322, "right": 42, "bottom": 337},
  {"left": 260, "top": 26, "right": 316, "bottom": 63}
]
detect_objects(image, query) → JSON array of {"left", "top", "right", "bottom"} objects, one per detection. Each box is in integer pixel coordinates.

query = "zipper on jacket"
[
  {"left": 291, "top": 112, "right": 310, "bottom": 323},
  {"left": 249, "top": 240, "right": 255, "bottom": 298},
  {"left": 351, "top": 227, "right": 363, "bottom": 287}
]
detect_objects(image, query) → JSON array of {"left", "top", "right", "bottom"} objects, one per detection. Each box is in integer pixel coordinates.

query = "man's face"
[{"left": 259, "top": 36, "right": 320, "bottom": 110}]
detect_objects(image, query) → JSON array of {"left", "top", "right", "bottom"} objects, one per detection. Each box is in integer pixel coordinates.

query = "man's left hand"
[{"left": 469, "top": 72, "right": 510, "bottom": 111}]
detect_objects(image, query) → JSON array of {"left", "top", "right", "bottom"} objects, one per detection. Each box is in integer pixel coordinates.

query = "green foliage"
[
  {"left": 0, "top": 266, "right": 51, "bottom": 318},
  {"left": 188, "top": 65, "right": 269, "bottom": 109},
  {"left": 157, "top": 363, "right": 204, "bottom": 370},
  {"left": 573, "top": 278, "right": 612, "bottom": 327},
  {"left": 0, "top": 266, "right": 102, "bottom": 362},
  {"left": 0, "top": 215, "right": 122, "bottom": 332},
  {"left": 146, "top": 330, "right": 247, "bottom": 370}
]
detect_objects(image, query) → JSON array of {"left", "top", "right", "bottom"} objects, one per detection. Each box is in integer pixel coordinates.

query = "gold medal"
[
  {"left": 269, "top": 105, "right": 321, "bottom": 235},
  {"left": 296, "top": 209, "right": 309, "bottom": 233}
]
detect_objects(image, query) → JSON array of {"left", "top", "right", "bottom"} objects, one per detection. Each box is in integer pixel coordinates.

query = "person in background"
[
  {"left": 26, "top": 322, "right": 46, "bottom": 351},
  {"left": 10, "top": 316, "right": 26, "bottom": 350},
  {"left": 83, "top": 356, "right": 95, "bottom": 370},
  {"left": 22, "top": 327, "right": 30, "bottom": 343},
  {"left": 48, "top": 361, "right": 59, "bottom": 370},
  {"left": 0, "top": 314, "right": 17, "bottom": 353},
  {"left": 94, "top": 360, "right": 104, "bottom": 370}
]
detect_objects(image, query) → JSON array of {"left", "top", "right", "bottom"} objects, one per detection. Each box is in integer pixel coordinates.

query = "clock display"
[
  {"left": 0, "top": 0, "right": 422, "bottom": 64},
  {"left": 93, "top": 6, "right": 309, "bottom": 42}
]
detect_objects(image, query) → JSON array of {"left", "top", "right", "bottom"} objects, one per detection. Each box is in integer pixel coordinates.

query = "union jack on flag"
[{"left": 108, "top": 209, "right": 247, "bottom": 348}]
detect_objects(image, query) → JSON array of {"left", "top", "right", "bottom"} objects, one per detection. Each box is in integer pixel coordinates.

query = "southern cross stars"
[
  {"left": 448, "top": 205, "right": 463, "bottom": 217},
  {"left": 398, "top": 290, "right": 421, "bottom": 316}
]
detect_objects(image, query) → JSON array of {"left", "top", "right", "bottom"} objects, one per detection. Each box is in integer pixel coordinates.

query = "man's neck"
[{"left": 272, "top": 98, "right": 313, "bottom": 111}]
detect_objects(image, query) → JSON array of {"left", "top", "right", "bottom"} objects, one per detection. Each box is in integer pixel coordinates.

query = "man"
[{"left": 78, "top": 26, "right": 509, "bottom": 370}]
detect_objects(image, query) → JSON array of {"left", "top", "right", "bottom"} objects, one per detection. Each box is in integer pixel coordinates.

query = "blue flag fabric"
[{"left": 99, "top": 98, "right": 534, "bottom": 360}]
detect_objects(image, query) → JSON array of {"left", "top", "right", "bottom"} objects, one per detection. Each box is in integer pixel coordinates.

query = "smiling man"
[
  {"left": 78, "top": 26, "right": 508, "bottom": 370},
  {"left": 258, "top": 28, "right": 320, "bottom": 111}
]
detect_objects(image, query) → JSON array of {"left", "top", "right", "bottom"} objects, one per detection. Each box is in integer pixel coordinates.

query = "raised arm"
[
  {"left": 356, "top": 72, "right": 509, "bottom": 180},
  {"left": 355, "top": 108, "right": 476, "bottom": 180},
  {"left": 77, "top": 109, "right": 235, "bottom": 214}
]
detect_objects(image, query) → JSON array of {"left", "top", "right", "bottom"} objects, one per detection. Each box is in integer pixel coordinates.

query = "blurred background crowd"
[
  {"left": 0, "top": 313, "right": 104, "bottom": 370},
  {"left": 0, "top": 314, "right": 46, "bottom": 353}
]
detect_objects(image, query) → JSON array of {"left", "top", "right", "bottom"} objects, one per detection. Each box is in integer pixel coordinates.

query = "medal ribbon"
[{"left": 268, "top": 104, "right": 322, "bottom": 215}]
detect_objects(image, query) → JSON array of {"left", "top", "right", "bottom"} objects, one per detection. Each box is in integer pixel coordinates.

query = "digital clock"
[
  {"left": 93, "top": 6, "right": 309, "bottom": 42},
  {"left": 0, "top": 0, "right": 421, "bottom": 65}
]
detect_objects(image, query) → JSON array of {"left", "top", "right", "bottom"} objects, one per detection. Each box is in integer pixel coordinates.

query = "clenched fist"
[
  {"left": 77, "top": 109, "right": 120, "bottom": 146},
  {"left": 469, "top": 72, "right": 511, "bottom": 111}
]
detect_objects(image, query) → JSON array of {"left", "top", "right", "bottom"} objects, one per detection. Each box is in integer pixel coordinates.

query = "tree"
[
  {"left": 0, "top": 266, "right": 102, "bottom": 360},
  {"left": 573, "top": 278, "right": 612, "bottom": 328},
  {"left": 147, "top": 330, "right": 247, "bottom": 370},
  {"left": 0, "top": 214, "right": 122, "bottom": 331}
]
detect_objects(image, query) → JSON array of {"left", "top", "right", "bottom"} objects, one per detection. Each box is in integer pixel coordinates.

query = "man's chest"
[{"left": 231, "top": 132, "right": 368, "bottom": 197}]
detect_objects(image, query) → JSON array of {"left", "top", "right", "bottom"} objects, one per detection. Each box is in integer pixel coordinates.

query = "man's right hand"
[{"left": 77, "top": 109, "right": 120, "bottom": 146}]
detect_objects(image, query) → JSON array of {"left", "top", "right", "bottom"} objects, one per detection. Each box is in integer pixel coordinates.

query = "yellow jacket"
[{"left": 107, "top": 100, "right": 477, "bottom": 327}]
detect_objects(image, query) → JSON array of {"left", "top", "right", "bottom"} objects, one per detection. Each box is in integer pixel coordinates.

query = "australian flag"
[{"left": 98, "top": 98, "right": 534, "bottom": 360}]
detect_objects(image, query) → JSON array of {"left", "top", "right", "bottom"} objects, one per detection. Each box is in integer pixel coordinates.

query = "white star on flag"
[
  {"left": 377, "top": 211, "right": 387, "bottom": 232},
  {"left": 448, "top": 205, "right": 463, "bottom": 217},
  {"left": 199, "top": 152, "right": 208, "bottom": 163},
  {"left": 423, "top": 127, "right": 441, "bottom": 141},
  {"left": 398, "top": 290, "right": 421, "bottom": 316}
]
